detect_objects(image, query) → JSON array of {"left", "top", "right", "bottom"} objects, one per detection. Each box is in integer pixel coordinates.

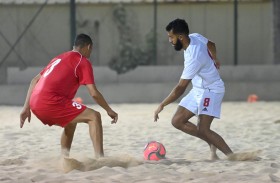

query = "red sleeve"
[{"left": 76, "top": 58, "right": 95, "bottom": 85}]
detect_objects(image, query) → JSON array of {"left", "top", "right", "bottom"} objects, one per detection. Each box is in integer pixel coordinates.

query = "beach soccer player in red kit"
[{"left": 20, "top": 33, "right": 118, "bottom": 159}]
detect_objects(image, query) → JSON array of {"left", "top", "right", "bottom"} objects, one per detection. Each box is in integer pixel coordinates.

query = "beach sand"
[{"left": 0, "top": 102, "right": 280, "bottom": 183}]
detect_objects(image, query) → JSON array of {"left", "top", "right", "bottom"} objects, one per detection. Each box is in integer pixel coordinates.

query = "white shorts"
[{"left": 179, "top": 88, "right": 224, "bottom": 119}]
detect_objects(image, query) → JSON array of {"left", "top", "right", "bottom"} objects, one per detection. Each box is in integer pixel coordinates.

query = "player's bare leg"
[
  {"left": 87, "top": 111, "right": 104, "bottom": 158},
  {"left": 197, "top": 114, "right": 233, "bottom": 157},
  {"left": 66, "top": 108, "right": 104, "bottom": 158},
  {"left": 61, "top": 122, "right": 77, "bottom": 157},
  {"left": 182, "top": 122, "right": 219, "bottom": 160},
  {"left": 172, "top": 106, "right": 219, "bottom": 160}
]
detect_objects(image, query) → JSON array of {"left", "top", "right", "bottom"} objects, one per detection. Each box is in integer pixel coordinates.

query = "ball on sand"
[{"left": 143, "top": 141, "right": 166, "bottom": 161}]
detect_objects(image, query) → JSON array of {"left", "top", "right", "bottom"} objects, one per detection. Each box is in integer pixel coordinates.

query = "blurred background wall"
[
  {"left": 0, "top": 0, "right": 279, "bottom": 104},
  {"left": 0, "top": 0, "right": 273, "bottom": 67}
]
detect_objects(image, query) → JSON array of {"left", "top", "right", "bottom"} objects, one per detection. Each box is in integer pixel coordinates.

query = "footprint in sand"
[
  {"left": 274, "top": 120, "right": 280, "bottom": 124},
  {"left": 269, "top": 174, "right": 280, "bottom": 182},
  {"left": 271, "top": 163, "right": 280, "bottom": 169},
  {"left": 0, "top": 158, "right": 24, "bottom": 166}
]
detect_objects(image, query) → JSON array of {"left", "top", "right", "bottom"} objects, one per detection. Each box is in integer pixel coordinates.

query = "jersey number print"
[
  {"left": 72, "top": 102, "right": 82, "bottom": 109},
  {"left": 43, "top": 59, "right": 61, "bottom": 77},
  {"left": 203, "top": 98, "right": 211, "bottom": 107}
]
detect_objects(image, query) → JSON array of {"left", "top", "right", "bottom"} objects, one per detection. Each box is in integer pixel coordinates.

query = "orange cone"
[
  {"left": 247, "top": 94, "right": 258, "bottom": 103},
  {"left": 74, "top": 97, "right": 83, "bottom": 104}
]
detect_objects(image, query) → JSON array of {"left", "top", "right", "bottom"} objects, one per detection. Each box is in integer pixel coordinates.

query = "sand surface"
[{"left": 1, "top": 102, "right": 280, "bottom": 183}]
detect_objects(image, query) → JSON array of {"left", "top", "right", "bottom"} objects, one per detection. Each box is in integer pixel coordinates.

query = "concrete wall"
[
  {"left": 0, "top": 1, "right": 273, "bottom": 68},
  {"left": 1, "top": 65, "right": 279, "bottom": 105}
]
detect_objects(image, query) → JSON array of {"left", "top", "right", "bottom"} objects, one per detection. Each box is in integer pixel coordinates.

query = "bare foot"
[
  {"left": 61, "top": 148, "right": 70, "bottom": 158},
  {"left": 210, "top": 145, "right": 220, "bottom": 160},
  {"left": 95, "top": 153, "right": 104, "bottom": 159}
]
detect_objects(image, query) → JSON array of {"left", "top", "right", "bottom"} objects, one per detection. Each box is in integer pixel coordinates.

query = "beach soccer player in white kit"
[{"left": 154, "top": 18, "right": 233, "bottom": 160}]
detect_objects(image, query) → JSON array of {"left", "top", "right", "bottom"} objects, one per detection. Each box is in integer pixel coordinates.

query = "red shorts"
[{"left": 30, "top": 97, "right": 87, "bottom": 127}]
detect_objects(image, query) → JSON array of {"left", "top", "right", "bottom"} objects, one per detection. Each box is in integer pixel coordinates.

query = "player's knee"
[
  {"left": 86, "top": 109, "right": 100, "bottom": 120},
  {"left": 88, "top": 111, "right": 101, "bottom": 125},
  {"left": 93, "top": 111, "right": 101, "bottom": 120},
  {"left": 171, "top": 117, "right": 182, "bottom": 129}
]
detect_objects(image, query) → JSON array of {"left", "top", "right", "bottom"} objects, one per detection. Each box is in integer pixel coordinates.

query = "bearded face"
[
  {"left": 168, "top": 30, "right": 184, "bottom": 51},
  {"left": 174, "top": 37, "right": 183, "bottom": 51}
]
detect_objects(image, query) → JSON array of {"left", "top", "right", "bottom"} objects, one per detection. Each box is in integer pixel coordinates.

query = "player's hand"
[
  {"left": 107, "top": 109, "right": 118, "bottom": 124},
  {"left": 20, "top": 107, "right": 31, "bottom": 128},
  {"left": 154, "top": 104, "right": 164, "bottom": 122}
]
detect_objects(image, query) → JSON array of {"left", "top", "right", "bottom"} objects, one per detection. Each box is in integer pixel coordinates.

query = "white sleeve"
[
  {"left": 190, "top": 33, "right": 208, "bottom": 44},
  {"left": 181, "top": 59, "right": 202, "bottom": 80}
]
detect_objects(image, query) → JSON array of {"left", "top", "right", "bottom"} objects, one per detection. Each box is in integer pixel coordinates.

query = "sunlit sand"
[{"left": 1, "top": 102, "right": 280, "bottom": 182}]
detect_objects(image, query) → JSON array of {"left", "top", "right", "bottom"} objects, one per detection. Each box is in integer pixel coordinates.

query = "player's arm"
[
  {"left": 207, "top": 40, "right": 220, "bottom": 69},
  {"left": 154, "top": 79, "right": 191, "bottom": 122},
  {"left": 160, "top": 79, "right": 190, "bottom": 106},
  {"left": 20, "top": 74, "right": 41, "bottom": 128},
  {"left": 86, "top": 84, "right": 118, "bottom": 123}
]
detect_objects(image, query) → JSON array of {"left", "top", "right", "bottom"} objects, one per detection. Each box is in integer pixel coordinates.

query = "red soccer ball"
[{"left": 143, "top": 141, "right": 166, "bottom": 161}]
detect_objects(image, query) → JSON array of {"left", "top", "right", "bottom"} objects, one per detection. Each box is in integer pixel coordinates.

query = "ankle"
[{"left": 61, "top": 148, "right": 70, "bottom": 157}]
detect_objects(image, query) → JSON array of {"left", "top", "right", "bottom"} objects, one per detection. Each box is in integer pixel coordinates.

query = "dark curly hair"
[{"left": 165, "top": 18, "right": 189, "bottom": 35}]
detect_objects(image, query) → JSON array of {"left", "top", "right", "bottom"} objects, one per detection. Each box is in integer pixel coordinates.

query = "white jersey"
[{"left": 181, "top": 33, "right": 225, "bottom": 93}]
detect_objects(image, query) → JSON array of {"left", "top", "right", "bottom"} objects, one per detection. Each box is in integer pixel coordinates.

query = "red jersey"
[{"left": 30, "top": 51, "right": 94, "bottom": 127}]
